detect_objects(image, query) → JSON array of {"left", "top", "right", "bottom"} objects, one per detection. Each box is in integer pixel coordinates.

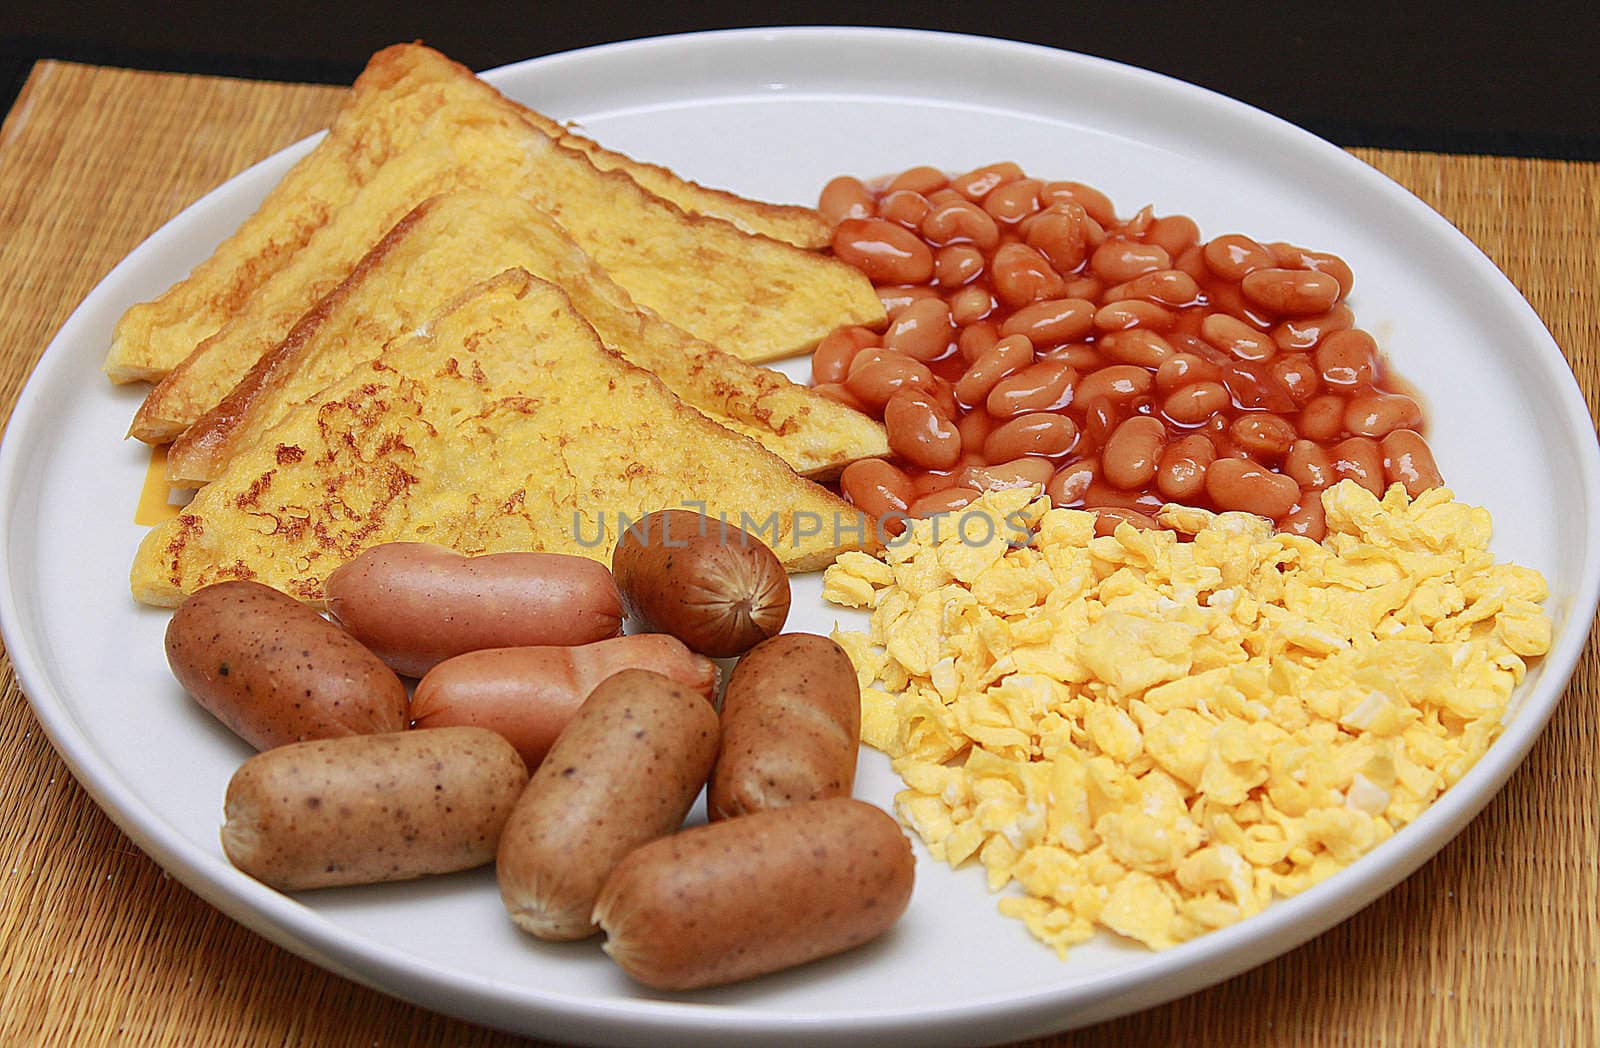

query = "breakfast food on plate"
[
  {"left": 165, "top": 580, "right": 407, "bottom": 749},
  {"left": 125, "top": 72, "right": 880, "bottom": 444},
  {"left": 130, "top": 270, "right": 874, "bottom": 606},
  {"left": 707, "top": 633, "right": 862, "bottom": 820},
  {"left": 823, "top": 482, "right": 1552, "bottom": 956},
  {"left": 110, "top": 56, "right": 1547, "bottom": 987},
  {"left": 593, "top": 797, "right": 916, "bottom": 990},
  {"left": 105, "top": 42, "right": 831, "bottom": 385},
  {"left": 410, "top": 635, "right": 718, "bottom": 770},
  {"left": 610, "top": 509, "right": 792, "bottom": 657},
  {"left": 814, "top": 163, "right": 1441, "bottom": 540},
  {"left": 496, "top": 669, "right": 721, "bottom": 941},
  {"left": 221, "top": 726, "right": 529, "bottom": 890},
  {"left": 163, "top": 191, "right": 885, "bottom": 486},
  {"left": 324, "top": 542, "right": 624, "bottom": 677}
]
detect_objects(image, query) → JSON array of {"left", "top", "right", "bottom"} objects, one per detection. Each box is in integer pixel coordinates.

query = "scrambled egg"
[{"left": 822, "top": 481, "right": 1553, "bottom": 956}]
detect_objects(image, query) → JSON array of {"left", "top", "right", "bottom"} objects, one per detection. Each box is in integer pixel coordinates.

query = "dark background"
[{"left": 2, "top": 1, "right": 1597, "bottom": 160}]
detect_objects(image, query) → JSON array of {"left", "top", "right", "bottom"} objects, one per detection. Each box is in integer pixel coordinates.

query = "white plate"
[{"left": 2, "top": 27, "right": 1597, "bottom": 1047}]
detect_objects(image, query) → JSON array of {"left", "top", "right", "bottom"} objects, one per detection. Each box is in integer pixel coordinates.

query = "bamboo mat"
[{"left": 1, "top": 59, "right": 1596, "bottom": 1047}]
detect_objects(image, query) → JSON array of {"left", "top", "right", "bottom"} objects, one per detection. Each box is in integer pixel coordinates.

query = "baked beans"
[
  {"left": 818, "top": 163, "right": 1442, "bottom": 540},
  {"left": 909, "top": 486, "right": 981, "bottom": 517},
  {"left": 883, "top": 390, "right": 961, "bottom": 470},
  {"left": 1095, "top": 299, "right": 1176, "bottom": 333},
  {"left": 1283, "top": 439, "right": 1335, "bottom": 490},
  {"left": 1331, "top": 436, "right": 1386, "bottom": 495},
  {"left": 1147, "top": 214, "right": 1200, "bottom": 258},
  {"left": 1201, "top": 313, "right": 1277, "bottom": 361},
  {"left": 1102, "top": 416, "right": 1167, "bottom": 489},
  {"left": 810, "top": 325, "right": 875, "bottom": 384},
  {"left": 1156, "top": 433, "right": 1216, "bottom": 501},
  {"left": 984, "top": 412, "right": 1080, "bottom": 461},
  {"left": 883, "top": 297, "right": 956, "bottom": 362},
  {"left": 1155, "top": 352, "right": 1221, "bottom": 391},
  {"left": 1089, "top": 506, "right": 1160, "bottom": 536},
  {"left": 960, "top": 456, "right": 1057, "bottom": 492},
  {"left": 839, "top": 457, "right": 913, "bottom": 532},
  {"left": 987, "top": 359, "right": 1075, "bottom": 417},
  {"left": 955, "top": 334, "right": 1034, "bottom": 406},
  {"left": 1075, "top": 364, "right": 1154, "bottom": 405},
  {"left": 832, "top": 218, "right": 934, "bottom": 284},
  {"left": 984, "top": 178, "right": 1046, "bottom": 224},
  {"left": 1273, "top": 304, "right": 1354, "bottom": 351},
  {"left": 935, "top": 244, "right": 986, "bottom": 288},
  {"left": 1229, "top": 413, "right": 1297, "bottom": 459},
  {"left": 1103, "top": 328, "right": 1178, "bottom": 369},
  {"left": 991, "top": 242, "right": 1069, "bottom": 307},
  {"left": 1019, "top": 204, "right": 1100, "bottom": 274},
  {"left": 1047, "top": 457, "right": 1098, "bottom": 506},
  {"left": 1315, "top": 328, "right": 1378, "bottom": 388},
  {"left": 844, "top": 350, "right": 935, "bottom": 409},
  {"left": 818, "top": 176, "right": 874, "bottom": 225},
  {"left": 1001, "top": 298, "right": 1096, "bottom": 346},
  {"left": 1042, "top": 182, "right": 1117, "bottom": 226},
  {"left": 880, "top": 189, "right": 933, "bottom": 230},
  {"left": 1380, "top": 429, "right": 1444, "bottom": 497},
  {"left": 1240, "top": 268, "right": 1342, "bottom": 316}
]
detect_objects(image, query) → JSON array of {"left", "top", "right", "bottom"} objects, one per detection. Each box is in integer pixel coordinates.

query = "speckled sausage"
[
  {"left": 220, "top": 726, "right": 528, "bottom": 890},
  {"left": 409, "top": 634, "right": 717, "bottom": 770},
  {"left": 324, "top": 542, "right": 624, "bottom": 677},
  {"left": 165, "top": 580, "right": 407, "bottom": 750},
  {"left": 495, "top": 669, "right": 720, "bottom": 941},
  {"left": 593, "top": 798, "right": 915, "bottom": 989},
  {"left": 707, "top": 633, "right": 861, "bottom": 820}
]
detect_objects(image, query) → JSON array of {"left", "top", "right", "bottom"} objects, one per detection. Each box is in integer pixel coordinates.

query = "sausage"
[
  {"left": 708, "top": 633, "right": 861, "bottom": 820},
  {"left": 324, "top": 542, "right": 624, "bottom": 677},
  {"left": 165, "top": 580, "right": 406, "bottom": 750},
  {"left": 611, "top": 509, "right": 790, "bottom": 658},
  {"left": 220, "top": 726, "right": 528, "bottom": 890},
  {"left": 410, "top": 634, "right": 717, "bottom": 769},
  {"left": 593, "top": 798, "right": 915, "bottom": 990},
  {"left": 495, "top": 669, "right": 720, "bottom": 940}
]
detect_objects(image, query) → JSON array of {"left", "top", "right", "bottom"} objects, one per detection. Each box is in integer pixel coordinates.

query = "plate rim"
[{"left": 2, "top": 24, "right": 1597, "bottom": 1046}]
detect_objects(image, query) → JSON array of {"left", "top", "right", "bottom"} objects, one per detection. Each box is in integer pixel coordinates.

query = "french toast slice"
[
  {"left": 130, "top": 269, "right": 876, "bottom": 607},
  {"left": 105, "top": 42, "right": 831, "bottom": 384},
  {"left": 165, "top": 191, "right": 886, "bottom": 485},
  {"left": 129, "top": 101, "right": 880, "bottom": 442}
]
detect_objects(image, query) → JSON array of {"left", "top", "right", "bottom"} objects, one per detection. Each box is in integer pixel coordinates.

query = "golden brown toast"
[
  {"left": 128, "top": 100, "right": 879, "bottom": 442},
  {"left": 130, "top": 269, "right": 875, "bottom": 607},
  {"left": 105, "top": 42, "right": 832, "bottom": 385},
  {"left": 165, "top": 192, "right": 886, "bottom": 485}
]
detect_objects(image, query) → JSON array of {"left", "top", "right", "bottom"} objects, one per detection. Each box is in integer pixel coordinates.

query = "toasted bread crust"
[
  {"left": 165, "top": 192, "right": 885, "bottom": 486},
  {"left": 131, "top": 271, "right": 876, "bottom": 607}
]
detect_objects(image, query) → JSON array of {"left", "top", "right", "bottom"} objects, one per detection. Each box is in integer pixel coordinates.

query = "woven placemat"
[{"left": 0, "top": 60, "right": 1595, "bottom": 1047}]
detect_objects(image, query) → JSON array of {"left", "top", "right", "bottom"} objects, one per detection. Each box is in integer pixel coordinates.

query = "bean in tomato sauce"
[{"left": 815, "top": 163, "right": 1443, "bottom": 541}]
